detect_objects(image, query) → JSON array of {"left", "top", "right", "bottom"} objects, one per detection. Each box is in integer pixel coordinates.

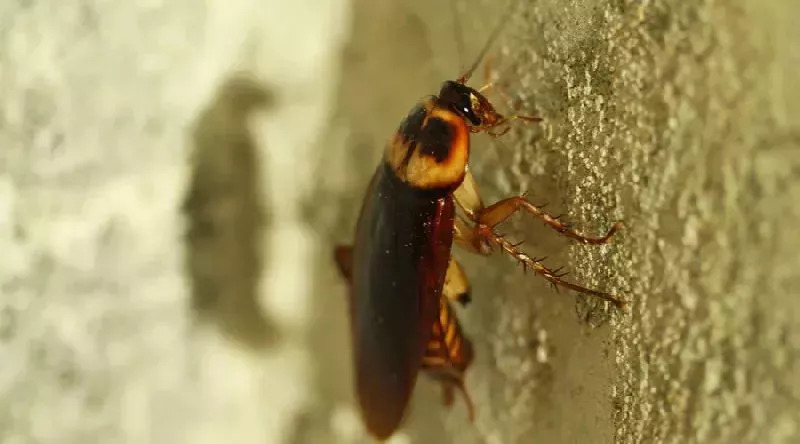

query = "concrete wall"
[
  {"left": 1, "top": 0, "right": 799, "bottom": 444},
  {"left": 0, "top": 1, "right": 349, "bottom": 443}
]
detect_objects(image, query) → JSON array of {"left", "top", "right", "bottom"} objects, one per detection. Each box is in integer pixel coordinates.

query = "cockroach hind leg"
[
  {"left": 476, "top": 196, "right": 623, "bottom": 245},
  {"left": 438, "top": 378, "right": 476, "bottom": 421},
  {"left": 441, "top": 384, "right": 455, "bottom": 407},
  {"left": 456, "top": 379, "right": 476, "bottom": 421}
]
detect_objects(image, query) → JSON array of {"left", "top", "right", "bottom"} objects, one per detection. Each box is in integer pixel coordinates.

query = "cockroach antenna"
[
  {"left": 449, "top": 0, "right": 466, "bottom": 73},
  {"left": 456, "top": 0, "right": 521, "bottom": 85}
]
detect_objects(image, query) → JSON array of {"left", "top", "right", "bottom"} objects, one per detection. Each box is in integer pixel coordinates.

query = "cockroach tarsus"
[{"left": 333, "top": 5, "right": 626, "bottom": 440}]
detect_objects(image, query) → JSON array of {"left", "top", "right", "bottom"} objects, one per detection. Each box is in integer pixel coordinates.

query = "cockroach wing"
[{"left": 348, "top": 164, "right": 455, "bottom": 439}]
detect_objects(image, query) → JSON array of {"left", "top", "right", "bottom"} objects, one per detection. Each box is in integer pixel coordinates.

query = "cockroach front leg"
[{"left": 452, "top": 170, "right": 627, "bottom": 309}]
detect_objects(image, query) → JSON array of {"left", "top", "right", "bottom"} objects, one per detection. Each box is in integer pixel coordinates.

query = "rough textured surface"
[{"left": 309, "top": 0, "right": 800, "bottom": 443}]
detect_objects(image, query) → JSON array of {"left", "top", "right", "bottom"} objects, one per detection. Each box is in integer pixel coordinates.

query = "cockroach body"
[{"left": 334, "top": 10, "right": 626, "bottom": 441}]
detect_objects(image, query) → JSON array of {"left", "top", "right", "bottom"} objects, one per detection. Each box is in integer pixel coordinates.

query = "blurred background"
[{"left": 1, "top": 0, "right": 799, "bottom": 443}]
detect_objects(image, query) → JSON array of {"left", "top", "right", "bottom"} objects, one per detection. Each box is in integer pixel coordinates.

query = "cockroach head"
[{"left": 438, "top": 80, "right": 503, "bottom": 129}]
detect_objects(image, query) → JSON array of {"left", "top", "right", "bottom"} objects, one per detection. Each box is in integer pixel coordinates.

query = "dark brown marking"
[
  {"left": 398, "top": 103, "right": 428, "bottom": 142},
  {"left": 418, "top": 117, "right": 456, "bottom": 162}
]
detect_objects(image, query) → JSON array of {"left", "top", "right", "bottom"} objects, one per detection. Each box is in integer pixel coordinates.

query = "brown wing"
[{"left": 344, "top": 164, "right": 455, "bottom": 439}]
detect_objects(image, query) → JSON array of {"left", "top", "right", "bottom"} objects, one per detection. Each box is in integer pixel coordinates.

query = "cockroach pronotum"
[{"left": 333, "top": 3, "right": 626, "bottom": 440}]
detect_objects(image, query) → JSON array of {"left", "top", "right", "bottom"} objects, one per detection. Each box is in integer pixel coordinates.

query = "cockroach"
[{"left": 333, "top": 3, "right": 626, "bottom": 440}]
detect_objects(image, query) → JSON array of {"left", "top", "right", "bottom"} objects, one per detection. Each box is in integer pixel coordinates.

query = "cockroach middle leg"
[
  {"left": 477, "top": 196, "right": 622, "bottom": 245},
  {"left": 453, "top": 168, "right": 485, "bottom": 218},
  {"left": 455, "top": 170, "right": 622, "bottom": 245},
  {"left": 443, "top": 256, "right": 472, "bottom": 306},
  {"left": 454, "top": 216, "right": 492, "bottom": 255}
]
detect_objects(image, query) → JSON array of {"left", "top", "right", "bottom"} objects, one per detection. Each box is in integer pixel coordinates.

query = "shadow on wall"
[{"left": 182, "top": 74, "right": 276, "bottom": 349}]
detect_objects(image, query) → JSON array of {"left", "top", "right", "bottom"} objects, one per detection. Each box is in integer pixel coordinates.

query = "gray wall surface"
[{"left": 1, "top": 0, "right": 798, "bottom": 444}]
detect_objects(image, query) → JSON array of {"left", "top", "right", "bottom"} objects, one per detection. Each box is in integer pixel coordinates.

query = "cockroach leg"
[
  {"left": 487, "top": 125, "right": 511, "bottom": 137},
  {"left": 475, "top": 224, "right": 627, "bottom": 308},
  {"left": 452, "top": 175, "right": 626, "bottom": 308},
  {"left": 454, "top": 216, "right": 492, "bottom": 255},
  {"left": 453, "top": 168, "right": 485, "bottom": 219},
  {"left": 454, "top": 173, "right": 621, "bottom": 245},
  {"left": 477, "top": 196, "right": 622, "bottom": 245},
  {"left": 424, "top": 367, "right": 475, "bottom": 422},
  {"left": 441, "top": 383, "right": 456, "bottom": 407},
  {"left": 443, "top": 256, "right": 471, "bottom": 306}
]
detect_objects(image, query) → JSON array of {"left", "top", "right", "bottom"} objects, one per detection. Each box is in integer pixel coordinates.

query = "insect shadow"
[{"left": 182, "top": 74, "right": 276, "bottom": 349}]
